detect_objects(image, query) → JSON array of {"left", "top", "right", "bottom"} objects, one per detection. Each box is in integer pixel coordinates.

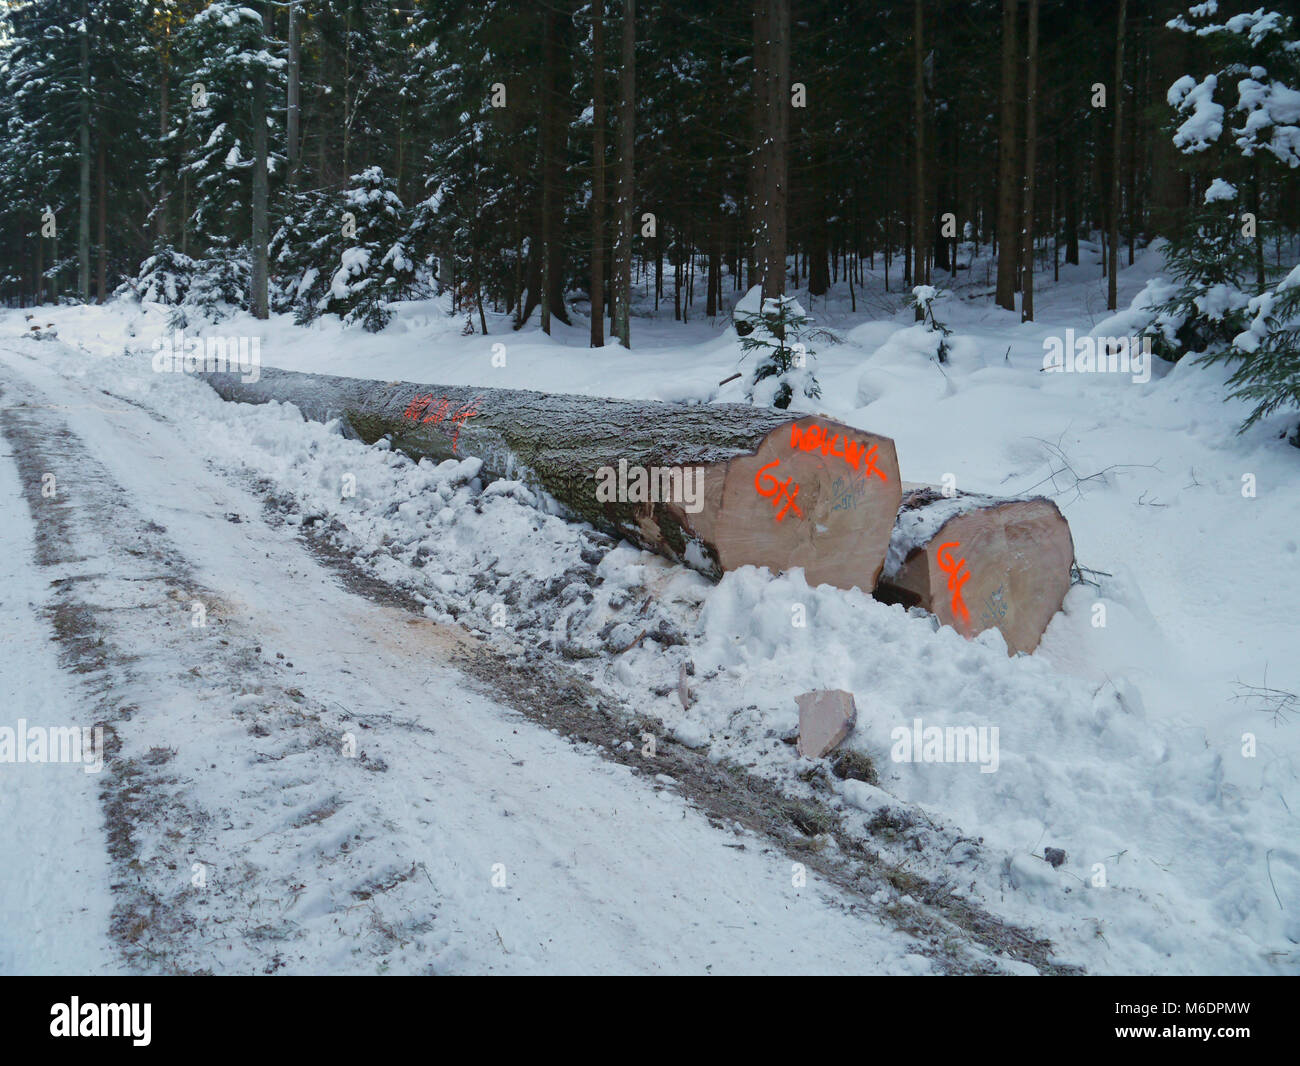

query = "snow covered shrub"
[
  {"left": 1160, "top": 4, "right": 1300, "bottom": 428},
  {"left": 269, "top": 189, "right": 343, "bottom": 324},
  {"left": 131, "top": 246, "right": 198, "bottom": 305},
  {"left": 1224, "top": 263, "right": 1300, "bottom": 430},
  {"left": 1139, "top": 181, "right": 1253, "bottom": 362},
  {"left": 317, "top": 167, "right": 414, "bottom": 332},
  {"left": 909, "top": 285, "right": 953, "bottom": 364},
  {"left": 179, "top": 251, "right": 251, "bottom": 325},
  {"left": 734, "top": 290, "right": 820, "bottom": 410}
]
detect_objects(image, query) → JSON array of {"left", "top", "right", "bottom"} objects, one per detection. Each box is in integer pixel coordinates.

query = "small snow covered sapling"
[
  {"left": 734, "top": 294, "right": 820, "bottom": 410},
  {"left": 1223, "top": 263, "right": 1300, "bottom": 432},
  {"left": 131, "top": 246, "right": 198, "bottom": 306},
  {"left": 910, "top": 285, "right": 952, "bottom": 364},
  {"left": 177, "top": 251, "right": 252, "bottom": 326},
  {"left": 311, "top": 167, "right": 415, "bottom": 333},
  {"left": 1141, "top": 181, "right": 1252, "bottom": 363}
]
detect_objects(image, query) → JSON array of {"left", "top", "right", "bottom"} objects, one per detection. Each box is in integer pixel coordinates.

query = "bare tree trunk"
[
  {"left": 590, "top": 1, "right": 606, "bottom": 347},
  {"left": 157, "top": 43, "right": 170, "bottom": 243},
  {"left": 994, "top": 0, "right": 1019, "bottom": 312},
  {"left": 250, "top": 6, "right": 270, "bottom": 319},
  {"left": 1252, "top": 157, "right": 1266, "bottom": 291},
  {"left": 1052, "top": 133, "right": 1060, "bottom": 283},
  {"left": 475, "top": 255, "right": 488, "bottom": 335},
  {"left": 1065, "top": 129, "right": 1079, "bottom": 265},
  {"left": 539, "top": 6, "right": 557, "bottom": 334},
  {"left": 287, "top": 0, "right": 301, "bottom": 185},
  {"left": 1020, "top": 0, "right": 1039, "bottom": 322},
  {"left": 760, "top": 0, "right": 790, "bottom": 304},
  {"left": 613, "top": 0, "right": 635, "bottom": 348},
  {"left": 748, "top": 2, "right": 769, "bottom": 294},
  {"left": 96, "top": 137, "right": 107, "bottom": 303},
  {"left": 78, "top": 0, "right": 91, "bottom": 302},
  {"left": 913, "top": 0, "right": 926, "bottom": 308},
  {"left": 1108, "top": 0, "right": 1126, "bottom": 311}
]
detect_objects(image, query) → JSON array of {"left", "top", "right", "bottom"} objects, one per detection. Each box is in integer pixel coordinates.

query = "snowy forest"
[
  {"left": 1, "top": 1, "right": 1298, "bottom": 417},
  {"left": 1, "top": 0, "right": 1300, "bottom": 985}
]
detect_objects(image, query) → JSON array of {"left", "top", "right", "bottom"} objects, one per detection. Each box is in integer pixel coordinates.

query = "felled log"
[
  {"left": 198, "top": 367, "right": 902, "bottom": 591},
  {"left": 874, "top": 484, "right": 1074, "bottom": 654}
]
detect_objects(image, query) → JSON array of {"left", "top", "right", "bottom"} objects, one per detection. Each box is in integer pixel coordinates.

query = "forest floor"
[{"left": 1, "top": 240, "right": 1298, "bottom": 974}]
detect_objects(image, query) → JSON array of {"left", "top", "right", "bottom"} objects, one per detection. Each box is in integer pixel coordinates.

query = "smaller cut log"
[{"left": 874, "top": 485, "right": 1074, "bottom": 655}]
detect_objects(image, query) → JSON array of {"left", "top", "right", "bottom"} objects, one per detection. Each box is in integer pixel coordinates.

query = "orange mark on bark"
[{"left": 402, "top": 394, "right": 483, "bottom": 452}]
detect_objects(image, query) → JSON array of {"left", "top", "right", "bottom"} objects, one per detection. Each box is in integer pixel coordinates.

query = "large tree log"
[
  {"left": 874, "top": 484, "right": 1074, "bottom": 654},
  {"left": 198, "top": 367, "right": 902, "bottom": 591}
]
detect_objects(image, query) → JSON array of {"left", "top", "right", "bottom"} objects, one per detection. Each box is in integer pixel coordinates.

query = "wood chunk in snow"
[
  {"left": 795, "top": 689, "right": 858, "bottom": 758},
  {"left": 677, "top": 663, "right": 696, "bottom": 710}
]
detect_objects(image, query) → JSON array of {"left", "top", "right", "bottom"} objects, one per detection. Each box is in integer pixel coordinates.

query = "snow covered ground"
[{"left": 3, "top": 241, "right": 1298, "bottom": 974}]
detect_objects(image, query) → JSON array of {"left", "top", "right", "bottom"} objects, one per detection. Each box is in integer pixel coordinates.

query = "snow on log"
[
  {"left": 197, "top": 367, "right": 902, "bottom": 591},
  {"left": 874, "top": 484, "right": 1075, "bottom": 654}
]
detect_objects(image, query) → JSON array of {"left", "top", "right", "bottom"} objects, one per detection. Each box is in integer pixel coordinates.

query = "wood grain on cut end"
[{"left": 695, "top": 415, "right": 901, "bottom": 592}]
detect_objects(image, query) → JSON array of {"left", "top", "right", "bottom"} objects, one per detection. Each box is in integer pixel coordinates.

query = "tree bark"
[
  {"left": 613, "top": 0, "right": 635, "bottom": 347},
  {"left": 1065, "top": 129, "right": 1079, "bottom": 265},
  {"left": 157, "top": 38, "right": 170, "bottom": 244},
  {"left": 250, "top": 9, "right": 270, "bottom": 320},
  {"left": 198, "top": 367, "right": 903, "bottom": 593},
  {"left": 1108, "top": 0, "right": 1127, "bottom": 311},
  {"left": 540, "top": 6, "right": 558, "bottom": 334},
  {"left": 78, "top": 0, "right": 91, "bottom": 302},
  {"left": 913, "top": 0, "right": 927, "bottom": 303},
  {"left": 994, "top": 0, "right": 1019, "bottom": 311},
  {"left": 748, "top": 2, "right": 769, "bottom": 295},
  {"left": 760, "top": 0, "right": 790, "bottom": 303},
  {"left": 1020, "top": 0, "right": 1039, "bottom": 322},
  {"left": 96, "top": 136, "right": 107, "bottom": 303},
  {"left": 590, "top": 0, "right": 606, "bottom": 347},
  {"left": 287, "top": 0, "right": 301, "bottom": 185}
]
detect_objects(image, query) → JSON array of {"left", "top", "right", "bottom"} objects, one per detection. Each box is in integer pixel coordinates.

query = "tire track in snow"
[{"left": 0, "top": 347, "right": 957, "bottom": 974}]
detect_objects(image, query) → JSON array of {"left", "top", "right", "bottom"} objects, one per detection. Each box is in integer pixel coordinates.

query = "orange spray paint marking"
[
  {"left": 421, "top": 397, "right": 453, "bottom": 426},
  {"left": 936, "top": 541, "right": 972, "bottom": 628},
  {"left": 755, "top": 459, "right": 803, "bottom": 521},
  {"left": 857, "top": 443, "right": 887, "bottom": 482},
  {"left": 403, "top": 394, "right": 434, "bottom": 421},
  {"left": 445, "top": 397, "right": 482, "bottom": 451},
  {"left": 789, "top": 423, "right": 887, "bottom": 482},
  {"left": 402, "top": 394, "right": 484, "bottom": 453}
]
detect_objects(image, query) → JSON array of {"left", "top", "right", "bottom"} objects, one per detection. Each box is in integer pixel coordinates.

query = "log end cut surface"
[
  {"left": 887, "top": 497, "right": 1074, "bottom": 654},
  {"left": 694, "top": 416, "right": 902, "bottom": 592}
]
